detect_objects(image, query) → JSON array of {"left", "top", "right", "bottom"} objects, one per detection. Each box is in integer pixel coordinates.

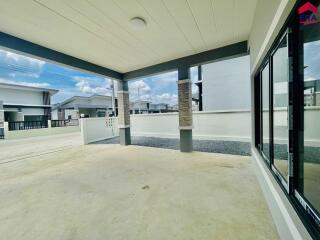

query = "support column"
[
  {"left": 178, "top": 66, "right": 193, "bottom": 152},
  {"left": 117, "top": 81, "right": 131, "bottom": 145}
]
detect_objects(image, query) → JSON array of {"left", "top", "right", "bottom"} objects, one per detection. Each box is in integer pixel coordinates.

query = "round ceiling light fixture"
[{"left": 130, "top": 17, "right": 147, "bottom": 30}]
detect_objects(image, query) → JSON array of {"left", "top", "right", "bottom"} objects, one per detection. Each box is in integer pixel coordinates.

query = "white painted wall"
[
  {"left": 0, "top": 88, "right": 44, "bottom": 105},
  {"left": 131, "top": 108, "right": 320, "bottom": 146},
  {"left": 89, "top": 97, "right": 112, "bottom": 106},
  {"left": 22, "top": 108, "right": 44, "bottom": 116},
  {"left": 81, "top": 117, "right": 118, "bottom": 144},
  {"left": 249, "top": 0, "right": 296, "bottom": 73},
  {"left": 65, "top": 109, "right": 78, "bottom": 119},
  {"left": 131, "top": 111, "right": 252, "bottom": 142},
  {"left": 51, "top": 109, "right": 58, "bottom": 120},
  {"left": 202, "top": 56, "right": 250, "bottom": 111}
]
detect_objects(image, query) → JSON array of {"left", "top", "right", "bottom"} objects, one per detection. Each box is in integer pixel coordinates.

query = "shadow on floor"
[{"left": 94, "top": 136, "right": 252, "bottom": 156}]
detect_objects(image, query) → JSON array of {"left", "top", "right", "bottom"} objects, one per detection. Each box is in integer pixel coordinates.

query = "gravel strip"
[{"left": 95, "top": 136, "right": 252, "bottom": 156}]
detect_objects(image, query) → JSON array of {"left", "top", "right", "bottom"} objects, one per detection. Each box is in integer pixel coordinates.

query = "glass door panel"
[
  {"left": 262, "top": 64, "right": 270, "bottom": 161},
  {"left": 301, "top": 0, "right": 320, "bottom": 215},
  {"left": 272, "top": 35, "right": 289, "bottom": 181}
]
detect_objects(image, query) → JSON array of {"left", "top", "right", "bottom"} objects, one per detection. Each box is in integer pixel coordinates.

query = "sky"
[{"left": 0, "top": 49, "right": 198, "bottom": 106}]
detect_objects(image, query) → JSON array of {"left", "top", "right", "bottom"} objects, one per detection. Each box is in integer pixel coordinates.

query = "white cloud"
[
  {"left": 73, "top": 76, "right": 113, "bottom": 95},
  {"left": 129, "top": 80, "right": 152, "bottom": 101},
  {"left": 129, "top": 79, "right": 151, "bottom": 93},
  {"left": 128, "top": 79, "right": 179, "bottom": 105},
  {"left": 153, "top": 93, "right": 178, "bottom": 105},
  {"left": 150, "top": 71, "right": 177, "bottom": 84},
  {"left": 0, "top": 49, "right": 45, "bottom": 78},
  {"left": 0, "top": 78, "right": 50, "bottom": 88}
]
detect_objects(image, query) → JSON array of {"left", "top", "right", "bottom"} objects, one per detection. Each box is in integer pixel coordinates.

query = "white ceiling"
[{"left": 0, "top": 0, "right": 257, "bottom": 73}]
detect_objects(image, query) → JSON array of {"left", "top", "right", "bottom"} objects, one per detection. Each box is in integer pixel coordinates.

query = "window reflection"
[
  {"left": 262, "top": 64, "right": 270, "bottom": 160},
  {"left": 302, "top": 6, "right": 320, "bottom": 214},
  {"left": 272, "top": 36, "right": 289, "bottom": 180}
]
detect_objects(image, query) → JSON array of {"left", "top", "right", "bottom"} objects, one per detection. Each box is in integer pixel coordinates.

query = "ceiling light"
[{"left": 130, "top": 17, "right": 147, "bottom": 30}]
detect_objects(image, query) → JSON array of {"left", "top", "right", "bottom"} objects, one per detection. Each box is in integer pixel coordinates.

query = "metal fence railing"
[
  {"left": 51, "top": 119, "right": 79, "bottom": 128},
  {"left": 8, "top": 121, "right": 48, "bottom": 131}
]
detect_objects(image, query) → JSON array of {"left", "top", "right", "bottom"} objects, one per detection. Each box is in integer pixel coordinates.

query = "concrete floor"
[{"left": 0, "top": 134, "right": 279, "bottom": 240}]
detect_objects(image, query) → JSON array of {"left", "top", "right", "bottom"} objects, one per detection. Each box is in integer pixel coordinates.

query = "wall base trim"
[{"left": 252, "top": 148, "right": 312, "bottom": 240}]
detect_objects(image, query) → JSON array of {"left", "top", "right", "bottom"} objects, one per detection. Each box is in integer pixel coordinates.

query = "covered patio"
[
  {"left": 0, "top": 133, "right": 277, "bottom": 239},
  {"left": 0, "top": 0, "right": 316, "bottom": 239}
]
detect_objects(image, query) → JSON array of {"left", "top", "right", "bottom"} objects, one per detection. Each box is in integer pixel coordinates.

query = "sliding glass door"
[
  {"left": 272, "top": 34, "right": 290, "bottom": 183},
  {"left": 300, "top": 2, "right": 320, "bottom": 218},
  {"left": 261, "top": 63, "right": 270, "bottom": 162}
]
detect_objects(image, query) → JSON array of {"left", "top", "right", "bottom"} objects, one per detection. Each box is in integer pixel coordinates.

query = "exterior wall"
[
  {"left": 64, "top": 109, "right": 78, "bottom": 119},
  {"left": 202, "top": 56, "right": 250, "bottom": 111},
  {"left": 249, "top": 0, "right": 296, "bottom": 74},
  {"left": 79, "top": 108, "right": 97, "bottom": 118},
  {"left": 131, "top": 102, "right": 149, "bottom": 111},
  {"left": 131, "top": 111, "right": 252, "bottom": 142},
  {"left": 80, "top": 117, "right": 118, "bottom": 144},
  {"left": 89, "top": 97, "right": 112, "bottom": 106},
  {"left": 248, "top": 1, "right": 311, "bottom": 239},
  {"left": 51, "top": 109, "right": 58, "bottom": 120},
  {"left": 131, "top": 108, "right": 320, "bottom": 145},
  {"left": 0, "top": 88, "right": 44, "bottom": 105},
  {"left": 62, "top": 97, "right": 112, "bottom": 109},
  {"left": 22, "top": 108, "right": 44, "bottom": 116}
]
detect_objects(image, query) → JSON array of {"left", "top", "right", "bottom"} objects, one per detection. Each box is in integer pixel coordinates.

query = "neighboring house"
[
  {"left": 130, "top": 101, "right": 150, "bottom": 114},
  {"left": 52, "top": 95, "right": 115, "bottom": 120},
  {"left": 303, "top": 79, "right": 320, "bottom": 106},
  {"left": 0, "top": 82, "right": 58, "bottom": 122},
  {"left": 192, "top": 93, "right": 199, "bottom": 111},
  {"left": 149, "top": 103, "right": 168, "bottom": 113}
]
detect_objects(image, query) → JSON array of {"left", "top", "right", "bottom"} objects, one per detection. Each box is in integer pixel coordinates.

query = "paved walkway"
[{"left": 0, "top": 134, "right": 278, "bottom": 240}]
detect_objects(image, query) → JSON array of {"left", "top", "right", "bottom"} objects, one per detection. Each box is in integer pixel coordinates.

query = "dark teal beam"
[
  {"left": 0, "top": 32, "right": 123, "bottom": 80},
  {"left": 123, "top": 41, "right": 248, "bottom": 80}
]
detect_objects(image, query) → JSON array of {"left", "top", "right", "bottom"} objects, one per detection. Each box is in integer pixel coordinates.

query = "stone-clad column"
[
  {"left": 117, "top": 81, "right": 131, "bottom": 145},
  {"left": 178, "top": 67, "right": 193, "bottom": 152}
]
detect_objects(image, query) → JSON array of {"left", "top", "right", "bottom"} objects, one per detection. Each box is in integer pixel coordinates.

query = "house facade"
[
  {"left": 0, "top": 82, "right": 58, "bottom": 122},
  {"left": 52, "top": 95, "right": 115, "bottom": 120},
  {"left": 130, "top": 101, "right": 150, "bottom": 114}
]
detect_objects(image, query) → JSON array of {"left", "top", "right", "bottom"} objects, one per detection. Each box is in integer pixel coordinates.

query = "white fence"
[
  {"left": 3, "top": 120, "right": 80, "bottom": 140},
  {"left": 131, "top": 107, "right": 320, "bottom": 146},
  {"left": 131, "top": 110, "right": 252, "bottom": 142},
  {"left": 80, "top": 117, "right": 119, "bottom": 144}
]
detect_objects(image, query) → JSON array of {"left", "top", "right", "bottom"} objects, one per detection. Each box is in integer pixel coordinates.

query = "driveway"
[{"left": 0, "top": 132, "right": 82, "bottom": 164}]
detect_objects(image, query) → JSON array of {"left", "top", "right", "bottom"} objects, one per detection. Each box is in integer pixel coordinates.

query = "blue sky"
[{"left": 0, "top": 49, "right": 198, "bottom": 106}]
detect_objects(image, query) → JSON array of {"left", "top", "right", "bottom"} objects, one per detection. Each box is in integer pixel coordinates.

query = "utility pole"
[
  {"left": 111, "top": 80, "right": 115, "bottom": 115},
  {"left": 138, "top": 87, "right": 141, "bottom": 114}
]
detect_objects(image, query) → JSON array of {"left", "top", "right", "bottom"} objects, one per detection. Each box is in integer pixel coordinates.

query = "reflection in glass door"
[
  {"left": 272, "top": 34, "right": 289, "bottom": 182},
  {"left": 301, "top": 3, "right": 320, "bottom": 216},
  {"left": 261, "top": 63, "right": 270, "bottom": 161}
]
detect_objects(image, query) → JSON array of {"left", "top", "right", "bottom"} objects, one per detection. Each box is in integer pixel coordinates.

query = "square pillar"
[
  {"left": 178, "top": 67, "right": 193, "bottom": 152},
  {"left": 117, "top": 81, "right": 131, "bottom": 145}
]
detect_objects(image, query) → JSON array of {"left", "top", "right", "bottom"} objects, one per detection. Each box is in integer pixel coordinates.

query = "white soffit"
[{"left": 0, "top": 0, "right": 257, "bottom": 73}]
